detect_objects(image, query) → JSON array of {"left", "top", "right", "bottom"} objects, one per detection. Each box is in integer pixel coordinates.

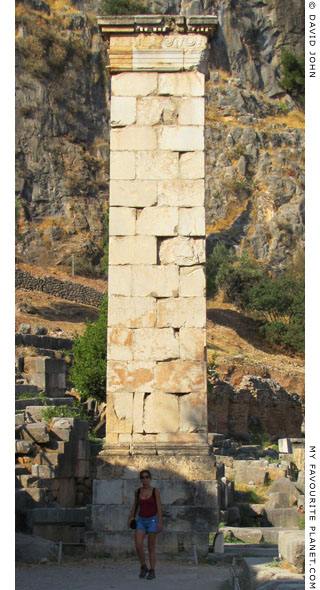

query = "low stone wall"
[{"left": 16, "top": 268, "right": 104, "bottom": 308}]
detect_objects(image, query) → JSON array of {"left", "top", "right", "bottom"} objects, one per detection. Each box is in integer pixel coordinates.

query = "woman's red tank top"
[{"left": 138, "top": 488, "right": 157, "bottom": 518}]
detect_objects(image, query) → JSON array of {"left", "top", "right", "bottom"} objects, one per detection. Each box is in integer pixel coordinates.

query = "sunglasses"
[{"left": 140, "top": 475, "right": 150, "bottom": 480}]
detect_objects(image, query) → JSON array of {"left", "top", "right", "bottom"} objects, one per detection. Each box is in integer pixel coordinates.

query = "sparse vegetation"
[
  {"left": 99, "top": 0, "right": 151, "bottom": 15},
  {"left": 280, "top": 50, "right": 305, "bottom": 107},
  {"left": 41, "top": 404, "right": 82, "bottom": 421}
]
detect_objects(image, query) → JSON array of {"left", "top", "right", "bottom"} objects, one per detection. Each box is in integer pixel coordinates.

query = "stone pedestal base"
[{"left": 86, "top": 453, "right": 223, "bottom": 557}]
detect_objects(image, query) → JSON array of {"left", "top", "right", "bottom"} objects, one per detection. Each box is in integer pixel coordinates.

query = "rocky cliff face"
[{"left": 15, "top": 0, "right": 304, "bottom": 273}]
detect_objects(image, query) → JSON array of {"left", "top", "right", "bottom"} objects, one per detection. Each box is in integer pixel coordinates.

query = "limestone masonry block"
[
  {"left": 144, "top": 392, "right": 179, "bottom": 433},
  {"left": 178, "top": 97, "right": 204, "bottom": 125},
  {"left": 136, "top": 151, "right": 179, "bottom": 180},
  {"left": 179, "top": 328, "right": 206, "bottom": 360},
  {"left": 179, "top": 151, "right": 204, "bottom": 179},
  {"left": 109, "top": 236, "right": 157, "bottom": 265},
  {"left": 112, "top": 72, "right": 158, "bottom": 96},
  {"left": 132, "top": 265, "right": 179, "bottom": 297},
  {"left": 110, "top": 180, "right": 157, "bottom": 207},
  {"left": 108, "top": 296, "right": 156, "bottom": 328},
  {"left": 93, "top": 480, "right": 123, "bottom": 505},
  {"left": 110, "top": 152, "right": 135, "bottom": 180},
  {"left": 111, "top": 127, "right": 157, "bottom": 151},
  {"left": 179, "top": 391, "right": 207, "bottom": 432},
  {"left": 179, "top": 207, "right": 205, "bottom": 236},
  {"left": 136, "top": 206, "right": 178, "bottom": 235},
  {"left": 157, "top": 297, "right": 206, "bottom": 328},
  {"left": 106, "top": 392, "right": 133, "bottom": 433},
  {"left": 179, "top": 266, "right": 206, "bottom": 297},
  {"left": 158, "top": 179, "right": 204, "bottom": 207},
  {"left": 159, "top": 237, "right": 205, "bottom": 266},
  {"left": 111, "top": 97, "right": 136, "bottom": 127},
  {"left": 158, "top": 126, "right": 204, "bottom": 151},
  {"left": 108, "top": 266, "right": 132, "bottom": 297},
  {"left": 108, "top": 328, "right": 133, "bottom": 361},
  {"left": 133, "top": 328, "right": 179, "bottom": 361},
  {"left": 133, "top": 49, "right": 184, "bottom": 71},
  {"left": 107, "top": 361, "right": 155, "bottom": 393},
  {"left": 154, "top": 361, "right": 206, "bottom": 393},
  {"left": 136, "top": 96, "right": 176, "bottom": 126},
  {"left": 133, "top": 392, "right": 145, "bottom": 432},
  {"left": 109, "top": 207, "right": 136, "bottom": 236},
  {"left": 158, "top": 71, "right": 204, "bottom": 96}
]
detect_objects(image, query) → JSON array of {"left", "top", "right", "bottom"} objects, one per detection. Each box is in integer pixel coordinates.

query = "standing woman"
[{"left": 127, "top": 469, "right": 163, "bottom": 580}]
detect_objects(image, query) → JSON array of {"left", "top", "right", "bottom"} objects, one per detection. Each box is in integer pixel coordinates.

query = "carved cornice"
[{"left": 97, "top": 14, "right": 218, "bottom": 38}]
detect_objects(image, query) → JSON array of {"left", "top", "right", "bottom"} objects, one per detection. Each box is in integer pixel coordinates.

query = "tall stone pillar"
[{"left": 88, "top": 14, "right": 221, "bottom": 558}]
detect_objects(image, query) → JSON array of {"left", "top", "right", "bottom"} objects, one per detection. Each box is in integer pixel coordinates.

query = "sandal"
[
  {"left": 147, "top": 569, "right": 156, "bottom": 580},
  {"left": 139, "top": 565, "right": 148, "bottom": 578}
]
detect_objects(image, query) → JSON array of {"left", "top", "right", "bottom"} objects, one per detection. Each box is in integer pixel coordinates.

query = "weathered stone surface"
[
  {"left": 278, "top": 530, "right": 305, "bottom": 573},
  {"left": 15, "top": 440, "right": 35, "bottom": 454},
  {"left": 267, "top": 478, "right": 301, "bottom": 500},
  {"left": 109, "top": 236, "right": 157, "bottom": 265},
  {"left": 108, "top": 296, "right": 156, "bottom": 328},
  {"left": 110, "top": 180, "right": 157, "bottom": 207},
  {"left": 107, "top": 328, "right": 133, "bottom": 361},
  {"left": 109, "top": 207, "right": 136, "bottom": 236},
  {"left": 21, "top": 423, "right": 49, "bottom": 443},
  {"left": 133, "top": 48, "right": 184, "bottom": 71},
  {"left": 15, "top": 533, "right": 58, "bottom": 564},
  {"left": 180, "top": 328, "right": 206, "bottom": 360},
  {"left": 155, "top": 361, "right": 206, "bottom": 393},
  {"left": 157, "top": 297, "right": 206, "bottom": 328},
  {"left": 158, "top": 125, "right": 204, "bottom": 151},
  {"left": 158, "top": 71, "right": 204, "bottom": 96},
  {"left": 93, "top": 479, "right": 123, "bottom": 505},
  {"left": 179, "top": 151, "right": 204, "bottom": 179},
  {"left": 159, "top": 237, "right": 205, "bottom": 266},
  {"left": 108, "top": 266, "right": 132, "bottom": 297},
  {"left": 234, "top": 464, "right": 268, "bottom": 486},
  {"left": 213, "top": 531, "right": 224, "bottom": 554},
  {"left": 266, "top": 491, "right": 296, "bottom": 509},
  {"left": 179, "top": 391, "right": 207, "bottom": 432},
  {"left": 132, "top": 265, "right": 179, "bottom": 297},
  {"left": 111, "top": 126, "right": 157, "bottom": 151},
  {"left": 133, "top": 328, "right": 179, "bottom": 361},
  {"left": 278, "top": 438, "right": 292, "bottom": 453},
  {"left": 264, "top": 507, "right": 301, "bottom": 528},
  {"left": 158, "top": 179, "right": 204, "bottom": 207},
  {"left": 106, "top": 392, "right": 133, "bottom": 433},
  {"left": 112, "top": 72, "right": 158, "bottom": 96},
  {"left": 136, "top": 96, "right": 175, "bottom": 125},
  {"left": 136, "top": 151, "right": 179, "bottom": 179},
  {"left": 107, "top": 361, "right": 154, "bottom": 393},
  {"left": 179, "top": 265, "right": 205, "bottom": 297},
  {"left": 179, "top": 207, "right": 205, "bottom": 236},
  {"left": 144, "top": 392, "right": 179, "bottom": 433},
  {"left": 110, "top": 96, "right": 136, "bottom": 127},
  {"left": 178, "top": 97, "right": 204, "bottom": 125},
  {"left": 110, "top": 151, "right": 136, "bottom": 179},
  {"left": 136, "top": 206, "right": 178, "bottom": 235}
]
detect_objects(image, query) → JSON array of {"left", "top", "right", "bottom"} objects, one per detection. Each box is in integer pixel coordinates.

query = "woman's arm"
[
  {"left": 127, "top": 489, "right": 138, "bottom": 527},
  {"left": 155, "top": 488, "right": 163, "bottom": 532}
]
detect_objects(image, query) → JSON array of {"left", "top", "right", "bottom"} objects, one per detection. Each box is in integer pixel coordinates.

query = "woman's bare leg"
[
  {"left": 135, "top": 530, "right": 147, "bottom": 566},
  {"left": 147, "top": 533, "right": 157, "bottom": 570}
]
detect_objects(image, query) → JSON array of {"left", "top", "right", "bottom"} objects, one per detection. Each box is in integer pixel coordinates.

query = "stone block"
[
  {"left": 159, "top": 237, "right": 205, "bottom": 266},
  {"left": 108, "top": 296, "right": 156, "bottom": 328},
  {"left": 278, "top": 530, "right": 305, "bottom": 573},
  {"left": 111, "top": 127, "right": 157, "bottom": 151},
  {"left": 133, "top": 328, "right": 179, "bottom": 361},
  {"left": 15, "top": 413, "right": 25, "bottom": 426},
  {"left": 179, "top": 265, "right": 205, "bottom": 297},
  {"left": 109, "top": 236, "right": 157, "bottom": 265},
  {"left": 25, "top": 406, "right": 49, "bottom": 423},
  {"left": 31, "top": 464, "right": 57, "bottom": 478},
  {"left": 267, "top": 478, "right": 301, "bottom": 500},
  {"left": 110, "top": 152, "right": 136, "bottom": 180},
  {"left": 106, "top": 393, "right": 133, "bottom": 433},
  {"left": 266, "top": 492, "right": 295, "bottom": 509},
  {"left": 213, "top": 532, "right": 224, "bottom": 554},
  {"left": 91, "top": 505, "right": 130, "bottom": 532},
  {"left": 35, "top": 358, "right": 66, "bottom": 374},
  {"left": 56, "top": 478, "right": 77, "bottom": 507},
  {"left": 108, "top": 327, "right": 133, "bottom": 361},
  {"left": 78, "top": 440, "right": 90, "bottom": 461},
  {"left": 132, "top": 392, "right": 144, "bottom": 433},
  {"left": 27, "top": 507, "right": 88, "bottom": 526},
  {"left": 109, "top": 207, "right": 136, "bottom": 236},
  {"left": 132, "top": 265, "right": 179, "bottom": 297},
  {"left": 157, "top": 297, "right": 206, "bottom": 328},
  {"left": 179, "top": 391, "right": 207, "bottom": 432},
  {"left": 33, "top": 524, "right": 84, "bottom": 544},
  {"left": 163, "top": 506, "right": 218, "bottom": 533},
  {"left": 234, "top": 464, "right": 268, "bottom": 486},
  {"left": 110, "top": 180, "right": 157, "bottom": 207},
  {"left": 107, "top": 362, "right": 154, "bottom": 393},
  {"left": 110, "top": 96, "right": 136, "bottom": 127},
  {"left": 108, "top": 266, "right": 132, "bottom": 297},
  {"left": 15, "top": 440, "right": 34, "bottom": 454},
  {"left": 179, "top": 207, "right": 205, "bottom": 236},
  {"left": 21, "top": 422, "right": 49, "bottom": 443},
  {"left": 158, "top": 71, "right": 205, "bottom": 96},
  {"left": 133, "top": 48, "right": 184, "bottom": 71},
  {"left": 154, "top": 361, "right": 206, "bottom": 393},
  {"left": 178, "top": 97, "right": 204, "bottom": 125},
  {"left": 144, "top": 392, "right": 179, "bottom": 433},
  {"left": 93, "top": 479, "right": 124, "bottom": 505},
  {"left": 179, "top": 151, "right": 204, "bottom": 179},
  {"left": 158, "top": 179, "right": 204, "bottom": 207},
  {"left": 180, "top": 328, "right": 206, "bottom": 360},
  {"left": 136, "top": 96, "right": 176, "bottom": 125},
  {"left": 111, "top": 72, "right": 158, "bottom": 97},
  {"left": 158, "top": 125, "right": 204, "bottom": 151},
  {"left": 278, "top": 438, "right": 292, "bottom": 453},
  {"left": 264, "top": 507, "right": 301, "bottom": 528},
  {"left": 136, "top": 151, "right": 179, "bottom": 180},
  {"left": 136, "top": 206, "right": 178, "bottom": 236}
]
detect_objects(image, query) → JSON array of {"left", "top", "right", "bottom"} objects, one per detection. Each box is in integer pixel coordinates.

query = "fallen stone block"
[
  {"left": 266, "top": 491, "right": 297, "bottom": 509},
  {"left": 15, "top": 413, "right": 25, "bottom": 427},
  {"left": 235, "top": 464, "right": 268, "bottom": 486},
  {"left": 50, "top": 418, "right": 89, "bottom": 441},
  {"left": 15, "top": 384, "right": 39, "bottom": 398},
  {"left": 213, "top": 531, "right": 224, "bottom": 554},
  {"left": 263, "top": 507, "right": 301, "bottom": 528},
  {"left": 15, "top": 440, "right": 35, "bottom": 455},
  {"left": 21, "top": 422, "right": 49, "bottom": 443},
  {"left": 15, "top": 533, "right": 58, "bottom": 563},
  {"left": 267, "top": 477, "right": 301, "bottom": 500},
  {"left": 278, "top": 530, "right": 305, "bottom": 573},
  {"left": 31, "top": 464, "right": 58, "bottom": 479}
]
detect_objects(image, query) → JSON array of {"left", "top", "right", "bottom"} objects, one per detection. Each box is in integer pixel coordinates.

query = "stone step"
[
  {"left": 15, "top": 384, "right": 39, "bottom": 398},
  {"left": 31, "top": 464, "right": 59, "bottom": 479},
  {"left": 16, "top": 397, "right": 74, "bottom": 411},
  {"left": 34, "top": 452, "right": 61, "bottom": 467},
  {"left": 223, "top": 544, "right": 278, "bottom": 558}
]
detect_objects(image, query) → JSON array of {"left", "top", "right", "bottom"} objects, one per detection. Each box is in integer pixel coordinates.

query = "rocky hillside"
[{"left": 15, "top": 0, "right": 304, "bottom": 274}]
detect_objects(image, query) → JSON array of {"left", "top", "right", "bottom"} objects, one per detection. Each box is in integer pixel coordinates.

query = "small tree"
[
  {"left": 99, "top": 0, "right": 150, "bottom": 15},
  {"left": 206, "top": 242, "right": 235, "bottom": 298},
  {"left": 217, "top": 251, "right": 266, "bottom": 310},
  {"left": 70, "top": 295, "right": 108, "bottom": 402},
  {"left": 280, "top": 50, "right": 305, "bottom": 107}
]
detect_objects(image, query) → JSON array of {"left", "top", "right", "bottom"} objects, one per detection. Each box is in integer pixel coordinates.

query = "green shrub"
[
  {"left": 280, "top": 50, "right": 305, "bottom": 107},
  {"left": 42, "top": 405, "right": 81, "bottom": 422},
  {"left": 206, "top": 242, "right": 235, "bottom": 298},
  {"left": 217, "top": 251, "right": 266, "bottom": 310},
  {"left": 99, "top": 0, "right": 150, "bottom": 15},
  {"left": 70, "top": 295, "right": 108, "bottom": 403}
]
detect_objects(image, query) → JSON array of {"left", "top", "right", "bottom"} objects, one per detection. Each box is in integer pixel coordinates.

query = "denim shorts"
[{"left": 136, "top": 515, "right": 158, "bottom": 533}]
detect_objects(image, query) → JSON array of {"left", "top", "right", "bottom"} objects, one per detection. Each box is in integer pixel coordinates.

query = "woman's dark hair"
[{"left": 140, "top": 469, "right": 151, "bottom": 479}]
